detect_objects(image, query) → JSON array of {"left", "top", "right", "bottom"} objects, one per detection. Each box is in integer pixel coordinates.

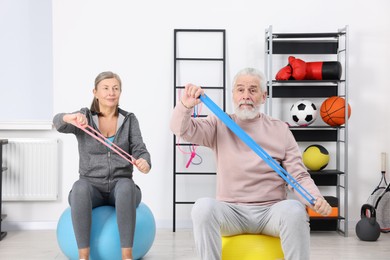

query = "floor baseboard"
[{"left": 3, "top": 221, "right": 58, "bottom": 231}]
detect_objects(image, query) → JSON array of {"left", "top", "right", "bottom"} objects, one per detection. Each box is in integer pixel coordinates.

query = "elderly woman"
[{"left": 53, "top": 71, "right": 151, "bottom": 260}]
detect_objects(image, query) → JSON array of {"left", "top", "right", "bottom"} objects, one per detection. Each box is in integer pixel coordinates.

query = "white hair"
[{"left": 232, "top": 67, "right": 267, "bottom": 92}]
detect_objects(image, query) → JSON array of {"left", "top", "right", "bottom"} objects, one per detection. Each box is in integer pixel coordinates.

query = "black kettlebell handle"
[{"left": 360, "top": 204, "right": 377, "bottom": 224}]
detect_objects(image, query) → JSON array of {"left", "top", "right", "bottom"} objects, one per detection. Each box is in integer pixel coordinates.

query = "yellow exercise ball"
[{"left": 222, "top": 234, "right": 284, "bottom": 260}]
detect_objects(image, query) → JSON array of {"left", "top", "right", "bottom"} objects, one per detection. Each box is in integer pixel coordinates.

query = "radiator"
[{"left": 1, "top": 138, "right": 59, "bottom": 201}]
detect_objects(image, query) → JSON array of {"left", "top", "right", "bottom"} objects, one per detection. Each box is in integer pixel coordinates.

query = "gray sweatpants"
[
  {"left": 68, "top": 178, "right": 141, "bottom": 249},
  {"left": 191, "top": 198, "right": 310, "bottom": 260}
]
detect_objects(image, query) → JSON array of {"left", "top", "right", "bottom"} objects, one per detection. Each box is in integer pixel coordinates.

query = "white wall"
[{"left": 1, "top": 0, "right": 390, "bottom": 231}]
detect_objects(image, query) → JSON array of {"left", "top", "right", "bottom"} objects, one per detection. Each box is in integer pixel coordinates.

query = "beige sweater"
[{"left": 170, "top": 102, "right": 323, "bottom": 206}]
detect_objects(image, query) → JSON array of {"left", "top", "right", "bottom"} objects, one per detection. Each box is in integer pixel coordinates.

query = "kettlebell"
[{"left": 355, "top": 204, "right": 381, "bottom": 241}]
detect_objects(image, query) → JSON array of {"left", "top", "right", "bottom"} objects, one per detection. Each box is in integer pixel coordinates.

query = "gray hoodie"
[{"left": 53, "top": 107, "right": 151, "bottom": 191}]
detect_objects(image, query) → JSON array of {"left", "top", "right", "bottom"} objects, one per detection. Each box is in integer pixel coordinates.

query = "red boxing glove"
[
  {"left": 276, "top": 56, "right": 341, "bottom": 81},
  {"left": 275, "top": 65, "right": 292, "bottom": 80},
  {"left": 289, "top": 56, "right": 307, "bottom": 80}
]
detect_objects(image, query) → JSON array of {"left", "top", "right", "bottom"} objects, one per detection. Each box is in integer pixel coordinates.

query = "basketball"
[
  {"left": 302, "top": 144, "right": 329, "bottom": 171},
  {"left": 320, "top": 96, "right": 351, "bottom": 126}
]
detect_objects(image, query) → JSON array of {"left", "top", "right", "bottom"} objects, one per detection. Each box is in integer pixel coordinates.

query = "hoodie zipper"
[
  {"left": 106, "top": 112, "right": 130, "bottom": 192},
  {"left": 107, "top": 150, "right": 112, "bottom": 192},
  {"left": 88, "top": 111, "right": 114, "bottom": 193}
]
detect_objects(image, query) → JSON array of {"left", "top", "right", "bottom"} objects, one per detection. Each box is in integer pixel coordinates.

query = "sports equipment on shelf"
[
  {"left": 320, "top": 96, "right": 351, "bottom": 126},
  {"left": 290, "top": 99, "right": 318, "bottom": 126},
  {"left": 276, "top": 56, "right": 342, "bottom": 81},
  {"left": 302, "top": 144, "right": 330, "bottom": 171}
]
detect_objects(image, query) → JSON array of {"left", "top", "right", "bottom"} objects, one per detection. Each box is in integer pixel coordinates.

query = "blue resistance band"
[{"left": 199, "top": 94, "right": 315, "bottom": 205}]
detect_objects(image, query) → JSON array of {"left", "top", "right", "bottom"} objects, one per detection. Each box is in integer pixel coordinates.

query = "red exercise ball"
[{"left": 320, "top": 96, "right": 351, "bottom": 126}]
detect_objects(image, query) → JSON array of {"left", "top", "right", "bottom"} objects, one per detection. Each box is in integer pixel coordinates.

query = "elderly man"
[{"left": 170, "top": 68, "right": 331, "bottom": 260}]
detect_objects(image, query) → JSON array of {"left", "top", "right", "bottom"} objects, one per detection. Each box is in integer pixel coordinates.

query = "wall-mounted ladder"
[{"left": 173, "top": 29, "right": 226, "bottom": 232}]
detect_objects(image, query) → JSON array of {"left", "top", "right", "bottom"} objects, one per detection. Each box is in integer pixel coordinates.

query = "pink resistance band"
[
  {"left": 177, "top": 89, "right": 202, "bottom": 168},
  {"left": 74, "top": 122, "right": 137, "bottom": 166}
]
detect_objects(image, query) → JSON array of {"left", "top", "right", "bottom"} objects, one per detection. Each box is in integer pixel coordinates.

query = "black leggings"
[{"left": 68, "top": 178, "right": 141, "bottom": 249}]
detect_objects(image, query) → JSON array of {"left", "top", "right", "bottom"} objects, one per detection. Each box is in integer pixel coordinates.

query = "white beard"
[{"left": 234, "top": 101, "right": 260, "bottom": 120}]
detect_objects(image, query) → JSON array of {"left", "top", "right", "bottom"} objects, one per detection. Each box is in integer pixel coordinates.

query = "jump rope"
[
  {"left": 73, "top": 122, "right": 137, "bottom": 166},
  {"left": 199, "top": 94, "right": 316, "bottom": 205},
  {"left": 177, "top": 90, "right": 203, "bottom": 168}
]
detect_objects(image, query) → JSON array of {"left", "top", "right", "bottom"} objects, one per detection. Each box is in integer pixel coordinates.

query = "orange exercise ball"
[{"left": 320, "top": 96, "right": 351, "bottom": 126}]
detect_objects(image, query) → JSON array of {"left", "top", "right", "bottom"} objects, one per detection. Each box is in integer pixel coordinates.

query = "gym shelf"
[
  {"left": 309, "top": 170, "right": 344, "bottom": 186},
  {"left": 265, "top": 25, "right": 349, "bottom": 236}
]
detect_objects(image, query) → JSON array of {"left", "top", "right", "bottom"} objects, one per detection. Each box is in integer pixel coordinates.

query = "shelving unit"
[
  {"left": 173, "top": 29, "right": 226, "bottom": 232},
  {"left": 265, "top": 25, "right": 349, "bottom": 236},
  {"left": 0, "top": 139, "right": 8, "bottom": 241}
]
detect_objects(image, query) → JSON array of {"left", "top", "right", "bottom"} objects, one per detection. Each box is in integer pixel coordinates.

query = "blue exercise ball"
[{"left": 57, "top": 202, "right": 156, "bottom": 260}]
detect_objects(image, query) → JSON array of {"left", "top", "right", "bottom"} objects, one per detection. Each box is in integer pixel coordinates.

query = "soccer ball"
[{"left": 290, "top": 99, "right": 318, "bottom": 126}]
